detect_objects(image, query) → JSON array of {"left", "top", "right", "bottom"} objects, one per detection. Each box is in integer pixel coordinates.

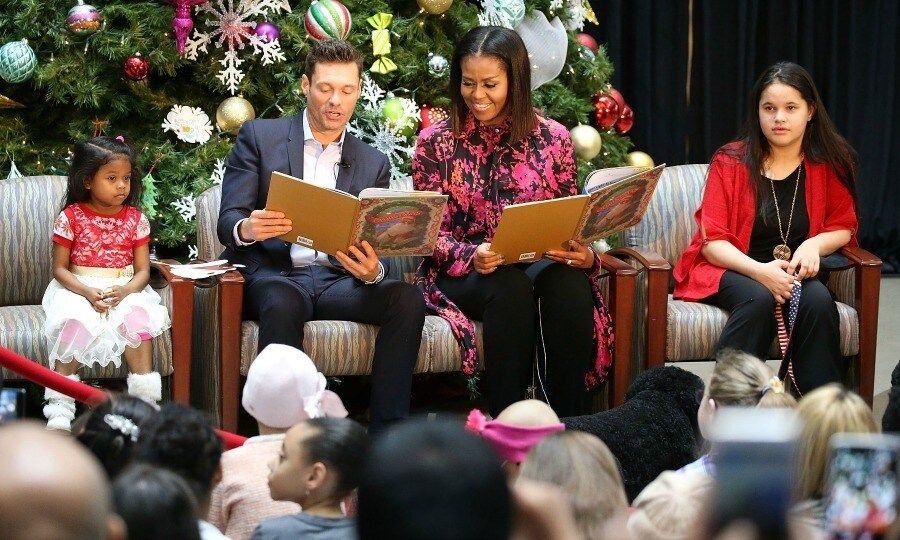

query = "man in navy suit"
[{"left": 218, "top": 39, "right": 425, "bottom": 433}]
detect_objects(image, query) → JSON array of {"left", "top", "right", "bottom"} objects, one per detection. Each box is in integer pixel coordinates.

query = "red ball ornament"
[
  {"left": 576, "top": 33, "right": 599, "bottom": 52},
  {"left": 616, "top": 104, "right": 634, "bottom": 134},
  {"left": 593, "top": 94, "right": 620, "bottom": 130},
  {"left": 420, "top": 104, "right": 449, "bottom": 130},
  {"left": 123, "top": 53, "right": 149, "bottom": 81},
  {"left": 607, "top": 87, "right": 626, "bottom": 111}
]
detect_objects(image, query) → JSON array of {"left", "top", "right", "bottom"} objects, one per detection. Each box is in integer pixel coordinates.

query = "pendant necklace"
[{"left": 768, "top": 160, "right": 802, "bottom": 261}]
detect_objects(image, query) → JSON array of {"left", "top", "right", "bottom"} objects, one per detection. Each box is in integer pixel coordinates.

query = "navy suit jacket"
[{"left": 217, "top": 114, "right": 391, "bottom": 277}]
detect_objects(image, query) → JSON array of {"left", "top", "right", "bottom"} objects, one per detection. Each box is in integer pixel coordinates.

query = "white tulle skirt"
[{"left": 41, "top": 275, "right": 171, "bottom": 370}]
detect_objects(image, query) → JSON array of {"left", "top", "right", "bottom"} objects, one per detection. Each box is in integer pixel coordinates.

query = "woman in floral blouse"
[{"left": 412, "top": 26, "right": 613, "bottom": 416}]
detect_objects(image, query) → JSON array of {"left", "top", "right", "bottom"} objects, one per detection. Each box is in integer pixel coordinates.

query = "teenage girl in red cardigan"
[{"left": 673, "top": 62, "right": 858, "bottom": 394}]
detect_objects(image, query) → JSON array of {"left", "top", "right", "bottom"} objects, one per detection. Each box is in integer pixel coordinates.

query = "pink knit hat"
[
  {"left": 465, "top": 408, "right": 565, "bottom": 463},
  {"left": 242, "top": 344, "right": 347, "bottom": 428}
]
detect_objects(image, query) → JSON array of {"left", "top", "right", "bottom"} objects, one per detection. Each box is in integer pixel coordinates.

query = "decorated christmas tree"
[{"left": 0, "top": 0, "right": 636, "bottom": 258}]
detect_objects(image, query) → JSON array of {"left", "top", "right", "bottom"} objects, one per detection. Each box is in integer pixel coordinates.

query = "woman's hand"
[
  {"left": 753, "top": 260, "right": 796, "bottom": 304},
  {"left": 787, "top": 238, "right": 821, "bottom": 280},
  {"left": 474, "top": 243, "right": 504, "bottom": 274},
  {"left": 545, "top": 240, "right": 595, "bottom": 269}
]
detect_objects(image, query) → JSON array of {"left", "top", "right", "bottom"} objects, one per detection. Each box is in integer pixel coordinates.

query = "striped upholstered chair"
[
  {"left": 608, "top": 164, "right": 882, "bottom": 403},
  {"left": 194, "top": 184, "right": 638, "bottom": 431},
  {"left": 0, "top": 175, "right": 194, "bottom": 402}
]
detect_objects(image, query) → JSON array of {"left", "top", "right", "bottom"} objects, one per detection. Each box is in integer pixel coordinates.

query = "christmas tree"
[{"left": 0, "top": 0, "right": 633, "bottom": 257}]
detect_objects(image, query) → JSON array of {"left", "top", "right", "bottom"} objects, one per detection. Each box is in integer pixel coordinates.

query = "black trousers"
[
  {"left": 243, "top": 265, "right": 426, "bottom": 432},
  {"left": 703, "top": 270, "right": 842, "bottom": 393},
  {"left": 437, "top": 259, "right": 595, "bottom": 417}
]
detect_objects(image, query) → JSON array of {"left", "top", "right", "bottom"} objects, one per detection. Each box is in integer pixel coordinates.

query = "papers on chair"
[{"left": 163, "top": 260, "right": 243, "bottom": 280}]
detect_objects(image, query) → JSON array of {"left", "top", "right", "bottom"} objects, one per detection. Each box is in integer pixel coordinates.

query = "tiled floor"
[{"left": 678, "top": 276, "right": 900, "bottom": 424}]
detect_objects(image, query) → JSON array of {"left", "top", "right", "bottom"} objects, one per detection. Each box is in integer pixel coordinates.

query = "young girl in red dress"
[{"left": 42, "top": 136, "right": 170, "bottom": 430}]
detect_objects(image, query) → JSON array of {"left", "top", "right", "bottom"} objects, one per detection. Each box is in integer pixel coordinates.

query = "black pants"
[
  {"left": 703, "top": 270, "right": 841, "bottom": 393},
  {"left": 437, "top": 259, "right": 595, "bottom": 416},
  {"left": 243, "top": 265, "right": 426, "bottom": 432}
]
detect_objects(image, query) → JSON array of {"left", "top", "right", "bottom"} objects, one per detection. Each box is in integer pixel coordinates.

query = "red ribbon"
[{"left": 0, "top": 346, "right": 245, "bottom": 449}]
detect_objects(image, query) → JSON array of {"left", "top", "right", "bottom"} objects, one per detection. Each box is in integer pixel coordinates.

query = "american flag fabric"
[{"left": 776, "top": 280, "right": 802, "bottom": 395}]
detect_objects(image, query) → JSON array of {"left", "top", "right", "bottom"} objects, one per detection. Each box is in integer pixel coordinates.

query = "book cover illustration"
[
  {"left": 575, "top": 164, "right": 665, "bottom": 243},
  {"left": 351, "top": 196, "right": 447, "bottom": 256}
]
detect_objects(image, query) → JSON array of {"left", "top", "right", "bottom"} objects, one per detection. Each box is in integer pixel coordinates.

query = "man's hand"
[
  {"left": 239, "top": 210, "right": 293, "bottom": 242},
  {"left": 335, "top": 241, "right": 382, "bottom": 283},
  {"left": 474, "top": 243, "right": 504, "bottom": 274}
]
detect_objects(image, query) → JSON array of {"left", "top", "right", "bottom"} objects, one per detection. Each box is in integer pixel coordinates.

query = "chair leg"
[
  {"left": 610, "top": 264, "right": 636, "bottom": 407},
  {"left": 219, "top": 273, "right": 244, "bottom": 432},
  {"left": 856, "top": 266, "right": 880, "bottom": 406},
  {"left": 169, "top": 278, "right": 193, "bottom": 404}
]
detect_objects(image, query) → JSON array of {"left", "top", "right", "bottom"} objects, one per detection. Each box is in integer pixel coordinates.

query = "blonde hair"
[
  {"left": 495, "top": 399, "right": 560, "bottom": 426},
  {"left": 795, "top": 384, "right": 878, "bottom": 500},
  {"left": 519, "top": 431, "right": 627, "bottom": 538},
  {"left": 709, "top": 349, "right": 798, "bottom": 409}
]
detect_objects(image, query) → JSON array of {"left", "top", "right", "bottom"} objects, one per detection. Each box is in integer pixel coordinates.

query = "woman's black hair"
[
  {"left": 73, "top": 394, "right": 158, "bottom": 479},
  {"left": 112, "top": 464, "right": 201, "bottom": 540},
  {"left": 301, "top": 417, "right": 368, "bottom": 502},
  {"left": 733, "top": 62, "right": 858, "bottom": 208},
  {"left": 64, "top": 135, "right": 142, "bottom": 210},
  {"left": 449, "top": 25, "right": 536, "bottom": 142}
]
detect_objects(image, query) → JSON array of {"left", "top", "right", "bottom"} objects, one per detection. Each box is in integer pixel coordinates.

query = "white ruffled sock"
[
  {"left": 127, "top": 372, "right": 162, "bottom": 405},
  {"left": 43, "top": 374, "right": 79, "bottom": 432}
]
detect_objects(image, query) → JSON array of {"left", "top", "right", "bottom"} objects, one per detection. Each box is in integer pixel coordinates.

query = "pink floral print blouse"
[{"left": 412, "top": 113, "right": 614, "bottom": 390}]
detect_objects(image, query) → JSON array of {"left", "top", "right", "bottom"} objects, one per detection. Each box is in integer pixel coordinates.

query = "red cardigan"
[{"left": 673, "top": 142, "right": 858, "bottom": 302}]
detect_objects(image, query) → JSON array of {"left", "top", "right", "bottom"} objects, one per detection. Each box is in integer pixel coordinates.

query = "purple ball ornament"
[
  {"left": 67, "top": 0, "right": 103, "bottom": 35},
  {"left": 253, "top": 21, "right": 280, "bottom": 43}
]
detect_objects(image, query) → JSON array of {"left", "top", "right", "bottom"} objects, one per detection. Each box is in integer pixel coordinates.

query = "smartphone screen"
[
  {"left": 825, "top": 433, "right": 900, "bottom": 539},
  {"left": 710, "top": 407, "right": 801, "bottom": 540},
  {"left": 0, "top": 387, "right": 26, "bottom": 423}
]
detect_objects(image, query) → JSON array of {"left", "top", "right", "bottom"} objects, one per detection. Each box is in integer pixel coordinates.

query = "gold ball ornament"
[
  {"left": 216, "top": 96, "right": 256, "bottom": 134},
  {"left": 570, "top": 124, "right": 602, "bottom": 161},
  {"left": 417, "top": 0, "right": 453, "bottom": 15},
  {"left": 626, "top": 151, "right": 655, "bottom": 168}
]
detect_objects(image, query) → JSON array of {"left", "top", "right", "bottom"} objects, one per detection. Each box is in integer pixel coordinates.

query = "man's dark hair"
[
  {"left": 357, "top": 419, "right": 511, "bottom": 540},
  {"left": 304, "top": 39, "right": 363, "bottom": 79},
  {"left": 112, "top": 464, "right": 201, "bottom": 540},
  {"left": 134, "top": 403, "right": 222, "bottom": 505}
]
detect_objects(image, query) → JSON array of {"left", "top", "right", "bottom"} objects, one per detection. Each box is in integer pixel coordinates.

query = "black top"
[{"left": 748, "top": 163, "right": 809, "bottom": 262}]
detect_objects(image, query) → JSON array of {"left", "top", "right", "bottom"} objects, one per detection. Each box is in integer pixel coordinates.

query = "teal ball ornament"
[{"left": 0, "top": 39, "right": 37, "bottom": 83}]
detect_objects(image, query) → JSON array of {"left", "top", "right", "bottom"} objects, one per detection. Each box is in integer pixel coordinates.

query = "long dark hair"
[
  {"left": 449, "top": 26, "right": 536, "bottom": 142},
  {"left": 734, "top": 62, "right": 857, "bottom": 206},
  {"left": 64, "top": 135, "right": 142, "bottom": 210}
]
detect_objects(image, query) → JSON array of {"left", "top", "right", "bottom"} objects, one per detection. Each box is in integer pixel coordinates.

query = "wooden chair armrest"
[
  {"left": 839, "top": 246, "right": 882, "bottom": 267},
  {"left": 150, "top": 259, "right": 193, "bottom": 404},
  {"left": 216, "top": 269, "right": 245, "bottom": 432},
  {"left": 606, "top": 247, "right": 670, "bottom": 369},
  {"left": 840, "top": 246, "right": 881, "bottom": 405},
  {"left": 606, "top": 246, "right": 671, "bottom": 272},
  {"left": 599, "top": 252, "right": 637, "bottom": 406}
]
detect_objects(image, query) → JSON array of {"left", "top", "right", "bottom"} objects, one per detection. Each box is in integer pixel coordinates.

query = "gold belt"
[{"left": 70, "top": 264, "right": 134, "bottom": 278}]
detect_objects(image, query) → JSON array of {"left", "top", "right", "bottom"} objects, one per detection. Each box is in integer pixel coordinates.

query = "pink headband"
[
  {"left": 115, "top": 135, "right": 125, "bottom": 143},
  {"left": 465, "top": 409, "right": 565, "bottom": 463}
]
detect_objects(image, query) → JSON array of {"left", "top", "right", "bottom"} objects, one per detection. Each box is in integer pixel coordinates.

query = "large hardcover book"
[
  {"left": 489, "top": 164, "right": 665, "bottom": 263},
  {"left": 265, "top": 171, "right": 448, "bottom": 256}
]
